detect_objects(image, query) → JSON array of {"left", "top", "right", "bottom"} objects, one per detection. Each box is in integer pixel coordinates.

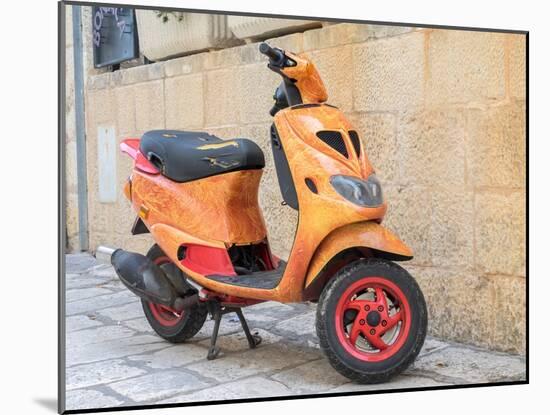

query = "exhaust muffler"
[{"left": 95, "top": 246, "right": 199, "bottom": 312}]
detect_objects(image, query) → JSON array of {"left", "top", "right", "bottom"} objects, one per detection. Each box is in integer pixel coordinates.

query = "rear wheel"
[
  {"left": 142, "top": 245, "right": 208, "bottom": 343},
  {"left": 316, "top": 258, "right": 427, "bottom": 383}
]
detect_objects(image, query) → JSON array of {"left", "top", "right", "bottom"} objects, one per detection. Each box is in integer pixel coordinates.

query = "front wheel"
[
  {"left": 316, "top": 258, "right": 427, "bottom": 384},
  {"left": 142, "top": 245, "right": 208, "bottom": 343}
]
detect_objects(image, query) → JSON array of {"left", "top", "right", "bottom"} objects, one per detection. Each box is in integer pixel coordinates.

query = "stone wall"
[
  {"left": 70, "top": 21, "right": 526, "bottom": 353},
  {"left": 65, "top": 6, "right": 78, "bottom": 251}
]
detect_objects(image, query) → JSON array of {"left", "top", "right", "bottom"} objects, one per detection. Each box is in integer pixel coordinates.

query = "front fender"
[{"left": 304, "top": 221, "right": 413, "bottom": 288}]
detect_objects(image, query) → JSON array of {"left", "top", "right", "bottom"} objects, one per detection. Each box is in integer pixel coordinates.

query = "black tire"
[
  {"left": 316, "top": 258, "right": 427, "bottom": 384},
  {"left": 141, "top": 244, "right": 208, "bottom": 343}
]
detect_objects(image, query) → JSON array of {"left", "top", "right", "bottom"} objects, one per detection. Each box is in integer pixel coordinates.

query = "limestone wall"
[
  {"left": 65, "top": 6, "right": 78, "bottom": 251},
  {"left": 71, "top": 22, "right": 526, "bottom": 353}
]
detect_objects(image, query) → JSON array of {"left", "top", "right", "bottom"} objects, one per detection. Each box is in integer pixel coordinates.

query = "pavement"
[{"left": 64, "top": 253, "right": 526, "bottom": 411}]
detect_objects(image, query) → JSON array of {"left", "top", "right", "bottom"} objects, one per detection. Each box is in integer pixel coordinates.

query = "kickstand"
[
  {"left": 206, "top": 302, "right": 262, "bottom": 361},
  {"left": 235, "top": 308, "right": 262, "bottom": 349},
  {"left": 206, "top": 302, "right": 222, "bottom": 360}
]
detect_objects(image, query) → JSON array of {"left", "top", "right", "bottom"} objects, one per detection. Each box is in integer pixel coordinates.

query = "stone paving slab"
[
  {"left": 158, "top": 376, "right": 294, "bottom": 404},
  {"left": 66, "top": 359, "right": 147, "bottom": 390},
  {"left": 63, "top": 253, "right": 527, "bottom": 411},
  {"left": 107, "top": 370, "right": 211, "bottom": 403},
  {"left": 411, "top": 346, "right": 526, "bottom": 383},
  {"left": 66, "top": 315, "right": 102, "bottom": 332},
  {"left": 128, "top": 344, "right": 210, "bottom": 369}
]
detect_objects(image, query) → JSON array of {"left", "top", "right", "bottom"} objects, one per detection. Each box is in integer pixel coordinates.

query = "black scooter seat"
[{"left": 140, "top": 130, "right": 265, "bottom": 183}]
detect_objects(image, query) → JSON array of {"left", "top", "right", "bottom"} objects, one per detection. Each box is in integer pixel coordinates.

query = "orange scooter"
[{"left": 108, "top": 43, "right": 427, "bottom": 383}]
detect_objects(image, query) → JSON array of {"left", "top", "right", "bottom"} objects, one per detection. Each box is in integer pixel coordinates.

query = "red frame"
[{"left": 181, "top": 244, "right": 236, "bottom": 276}]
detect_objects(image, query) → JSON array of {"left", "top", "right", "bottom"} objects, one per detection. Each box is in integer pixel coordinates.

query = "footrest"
[{"left": 207, "top": 261, "right": 286, "bottom": 290}]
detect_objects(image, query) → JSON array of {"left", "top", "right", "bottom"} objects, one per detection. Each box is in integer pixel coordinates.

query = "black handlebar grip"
[{"left": 259, "top": 42, "right": 284, "bottom": 63}]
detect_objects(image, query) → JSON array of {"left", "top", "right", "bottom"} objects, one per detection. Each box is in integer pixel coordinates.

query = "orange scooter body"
[{"left": 121, "top": 50, "right": 412, "bottom": 304}]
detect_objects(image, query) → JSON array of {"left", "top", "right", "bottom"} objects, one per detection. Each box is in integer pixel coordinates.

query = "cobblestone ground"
[{"left": 64, "top": 254, "right": 526, "bottom": 411}]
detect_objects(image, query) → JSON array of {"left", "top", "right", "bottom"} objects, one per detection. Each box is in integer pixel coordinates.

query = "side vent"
[
  {"left": 348, "top": 130, "right": 361, "bottom": 158},
  {"left": 316, "top": 131, "right": 348, "bottom": 158}
]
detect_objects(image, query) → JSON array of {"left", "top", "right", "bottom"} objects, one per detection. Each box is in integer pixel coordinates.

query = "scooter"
[{"left": 105, "top": 43, "right": 428, "bottom": 384}]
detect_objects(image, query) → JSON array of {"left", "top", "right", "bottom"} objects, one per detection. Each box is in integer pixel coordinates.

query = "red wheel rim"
[
  {"left": 148, "top": 256, "right": 185, "bottom": 327},
  {"left": 334, "top": 276, "right": 412, "bottom": 362}
]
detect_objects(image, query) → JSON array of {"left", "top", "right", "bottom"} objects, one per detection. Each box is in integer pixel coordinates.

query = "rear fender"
[
  {"left": 120, "top": 138, "right": 159, "bottom": 175},
  {"left": 303, "top": 221, "right": 413, "bottom": 296}
]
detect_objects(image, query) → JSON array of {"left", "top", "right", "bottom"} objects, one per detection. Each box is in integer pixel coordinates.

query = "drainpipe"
[{"left": 72, "top": 5, "right": 89, "bottom": 251}]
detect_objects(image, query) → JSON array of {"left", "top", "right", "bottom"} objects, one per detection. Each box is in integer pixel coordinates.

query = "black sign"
[{"left": 92, "top": 7, "right": 139, "bottom": 68}]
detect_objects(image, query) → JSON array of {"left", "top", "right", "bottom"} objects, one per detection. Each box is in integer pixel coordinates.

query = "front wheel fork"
[{"left": 205, "top": 301, "right": 262, "bottom": 360}]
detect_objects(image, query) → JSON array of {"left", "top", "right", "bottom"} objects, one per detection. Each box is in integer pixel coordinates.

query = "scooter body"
[{"left": 111, "top": 43, "right": 427, "bottom": 382}]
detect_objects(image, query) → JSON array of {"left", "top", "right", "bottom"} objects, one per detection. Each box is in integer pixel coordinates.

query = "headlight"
[{"left": 330, "top": 174, "right": 383, "bottom": 207}]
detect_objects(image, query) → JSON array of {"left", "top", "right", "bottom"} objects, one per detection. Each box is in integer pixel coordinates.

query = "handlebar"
[{"left": 259, "top": 42, "right": 285, "bottom": 66}]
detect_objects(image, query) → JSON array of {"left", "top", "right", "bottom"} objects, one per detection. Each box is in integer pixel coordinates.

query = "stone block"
[
  {"left": 489, "top": 275, "right": 526, "bottom": 354},
  {"left": 353, "top": 31, "right": 425, "bottom": 111},
  {"left": 66, "top": 389, "right": 123, "bottom": 411},
  {"left": 66, "top": 334, "right": 167, "bottom": 366},
  {"left": 430, "top": 188, "right": 474, "bottom": 268},
  {"left": 273, "top": 312, "right": 316, "bottom": 337},
  {"left": 203, "top": 124, "right": 243, "bottom": 139},
  {"left": 271, "top": 359, "right": 349, "bottom": 393},
  {"left": 136, "top": 11, "right": 237, "bottom": 61},
  {"left": 408, "top": 266, "right": 495, "bottom": 349},
  {"left": 398, "top": 110, "right": 467, "bottom": 187},
  {"left": 508, "top": 34, "right": 526, "bottom": 99},
  {"left": 134, "top": 80, "right": 165, "bottom": 133},
  {"left": 474, "top": 190, "right": 526, "bottom": 276},
  {"left": 114, "top": 86, "right": 136, "bottom": 137},
  {"left": 161, "top": 376, "right": 292, "bottom": 403},
  {"left": 65, "top": 252, "right": 98, "bottom": 272},
  {"left": 87, "top": 191, "right": 113, "bottom": 236},
  {"left": 412, "top": 345, "right": 526, "bottom": 382},
  {"left": 185, "top": 343, "right": 321, "bottom": 382},
  {"left": 123, "top": 318, "right": 152, "bottom": 333},
  {"left": 165, "top": 73, "right": 204, "bottom": 129},
  {"left": 426, "top": 30, "right": 506, "bottom": 105},
  {"left": 66, "top": 291, "right": 136, "bottom": 316},
  {"left": 128, "top": 344, "right": 208, "bottom": 369},
  {"left": 65, "top": 140, "right": 78, "bottom": 191},
  {"left": 66, "top": 287, "right": 112, "bottom": 303},
  {"left": 229, "top": 16, "right": 320, "bottom": 41},
  {"left": 65, "top": 192, "right": 79, "bottom": 244},
  {"left": 66, "top": 325, "right": 136, "bottom": 349},
  {"left": 86, "top": 88, "right": 115, "bottom": 128},
  {"left": 164, "top": 53, "right": 205, "bottom": 77},
  {"left": 466, "top": 102, "right": 526, "bottom": 189},
  {"left": 204, "top": 68, "right": 239, "bottom": 126},
  {"left": 303, "top": 23, "right": 414, "bottom": 51},
  {"left": 237, "top": 63, "right": 280, "bottom": 124},
  {"left": 306, "top": 46, "right": 353, "bottom": 112},
  {"left": 203, "top": 45, "right": 248, "bottom": 70},
  {"left": 383, "top": 185, "right": 432, "bottom": 266},
  {"left": 87, "top": 72, "right": 112, "bottom": 90},
  {"left": 329, "top": 374, "right": 447, "bottom": 393},
  {"left": 261, "top": 203, "right": 297, "bottom": 261},
  {"left": 107, "top": 370, "right": 210, "bottom": 403},
  {"left": 348, "top": 112, "right": 398, "bottom": 183},
  {"left": 264, "top": 32, "right": 305, "bottom": 55},
  {"left": 97, "top": 300, "right": 144, "bottom": 322},
  {"left": 66, "top": 359, "right": 146, "bottom": 390},
  {"left": 197, "top": 329, "right": 282, "bottom": 353},
  {"left": 65, "top": 315, "right": 103, "bottom": 332},
  {"left": 120, "top": 62, "right": 164, "bottom": 85}
]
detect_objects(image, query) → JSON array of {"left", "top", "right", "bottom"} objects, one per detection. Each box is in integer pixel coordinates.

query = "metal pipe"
[
  {"left": 72, "top": 5, "right": 89, "bottom": 251},
  {"left": 94, "top": 245, "right": 118, "bottom": 264}
]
